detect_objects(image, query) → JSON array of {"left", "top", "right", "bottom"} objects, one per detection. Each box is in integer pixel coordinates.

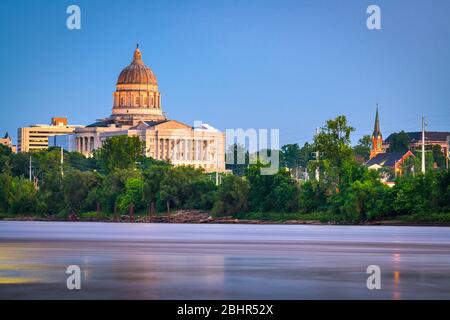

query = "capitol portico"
[{"left": 73, "top": 46, "right": 225, "bottom": 172}]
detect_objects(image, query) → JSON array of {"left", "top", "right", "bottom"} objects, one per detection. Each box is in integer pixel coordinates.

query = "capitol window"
[{"left": 135, "top": 96, "right": 140, "bottom": 105}]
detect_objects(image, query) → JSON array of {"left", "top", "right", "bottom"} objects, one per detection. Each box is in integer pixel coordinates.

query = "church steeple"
[
  {"left": 373, "top": 105, "right": 381, "bottom": 138},
  {"left": 370, "top": 105, "right": 383, "bottom": 159}
]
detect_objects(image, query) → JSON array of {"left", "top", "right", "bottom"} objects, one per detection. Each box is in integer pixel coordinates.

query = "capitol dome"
[
  {"left": 117, "top": 46, "right": 157, "bottom": 85},
  {"left": 111, "top": 45, "right": 164, "bottom": 122}
]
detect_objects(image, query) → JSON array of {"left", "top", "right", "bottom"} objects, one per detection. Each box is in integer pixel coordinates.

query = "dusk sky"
[{"left": 1, "top": 0, "right": 449, "bottom": 146}]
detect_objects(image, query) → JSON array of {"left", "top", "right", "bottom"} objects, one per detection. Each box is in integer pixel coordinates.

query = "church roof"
[
  {"left": 385, "top": 131, "right": 450, "bottom": 143},
  {"left": 366, "top": 151, "right": 413, "bottom": 167}
]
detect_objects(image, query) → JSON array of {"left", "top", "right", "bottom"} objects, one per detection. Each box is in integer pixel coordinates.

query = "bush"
[{"left": 213, "top": 175, "right": 249, "bottom": 215}]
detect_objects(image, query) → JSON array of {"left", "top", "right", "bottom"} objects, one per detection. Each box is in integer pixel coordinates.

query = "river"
[{"left": 0, "top": 221, "right": 449, "bottom": 299}]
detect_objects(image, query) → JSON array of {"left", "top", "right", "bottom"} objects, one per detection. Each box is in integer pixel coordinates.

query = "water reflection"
[{"left": 0, "top": 222, "right": 450, "bottom": 299}]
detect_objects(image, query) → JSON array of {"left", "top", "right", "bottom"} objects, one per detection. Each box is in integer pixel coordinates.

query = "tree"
[
  {"left": 159, "top": 168, "right": 182, "bottom": 213},
  {"left": 186, "top": 179, "right": 217, "bottom": 210},
  {"left": 281, "top": 144, "right": 301, "bottom": 169},
  {"left": 213, "top": 174, "right": 249, "bottom": 215},
  {"left": 0, "top": 172, "right": 13, "bottom": 213},
  {"left": 225, "top": 143, "right": 249, "bottom": 175},
  {"left": 434, "top": 170, "right": 450, "bottom": 211},
  {"left": 353, "top": 135, "right": 372, "bottom": 162},
  {"left": 244, "top": 162, "right": 300, "bottom": 213},
  {"left": 431, "top": 145, "right": 446, "bottom": 169},
  {"left": 142, "top": 164, "right": 170, "bottom": 215},
  {"left": 95, "top": 135, "right": 145, "bottom": 173},
  {"left": 388, "top": 131, "right": 410, "bottom": 153},
  {"left": 298, "top": 180, "right": 327, "bottom": 213},
  {"left": 314, "top": 115, "right": 355, "bottom": 168},
  {"left": 313, "top": 115, "right": 355, "bottom": 189},
  {"left": 0, "top": 172, "right": 37, "bottom": 215},
  {"left": 66, "top": 151, "right": 100, "bottom": 172},
  {"left": 99, "top": 169, "right": 141, "bottom": 215},
  {"left": 330, "top": 161, "right": 393, "bottom": 222},
  {"left": 118, "top": 178, "right": 145, "bottom": 216},
  {"left": 62, "top": 170, "right": 102, "bottom": 214},
  {"left": 158, "top": 165, "right": 211, "bottom": 213},
  {"left": 270, "top": 169, "right": 300, "bottom": 212},
  {"left": 245, "top": 162, "right": 275, "bottom": 212},
  {"left": 393, "top": 173, "right": 435, "bottom": 214}
]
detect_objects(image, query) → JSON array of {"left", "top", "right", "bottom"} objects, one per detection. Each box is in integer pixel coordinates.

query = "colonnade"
[
  {"left": 156, "top": 138, "right": 217, "bottom": 163},
  {"left": 75, "top": 136, "right": 95, "bottom": 153}
]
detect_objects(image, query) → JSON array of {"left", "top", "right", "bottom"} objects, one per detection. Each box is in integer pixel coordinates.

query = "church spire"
[
  {"left": 372, "top": 104, "right": 382, "bottom": 138},
  {"left": 370, "top": 105, "right": 383, "bottom": 159}
]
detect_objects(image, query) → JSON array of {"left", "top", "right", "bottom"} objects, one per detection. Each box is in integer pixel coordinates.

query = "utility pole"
[
  {"left": 29, "top": 155, "right": 32, "bottom": 182},
  {"left": 60, "top": 147, "right": 64, "bottom": 178},
  {"left": 421, "top": 116, "right": 426, "bottom": 174},
  {"left": 315, "top": 127, "right": 320, "bottom": 181}
]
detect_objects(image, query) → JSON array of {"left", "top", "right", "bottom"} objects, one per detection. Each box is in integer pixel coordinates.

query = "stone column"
[{"left": 166, "top": 139, "right": 169, "bottom": 159}]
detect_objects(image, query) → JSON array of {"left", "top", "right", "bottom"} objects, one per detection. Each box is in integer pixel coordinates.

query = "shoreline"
[{"left": 1, "top": 211, "right": 450, "bottom": 227}]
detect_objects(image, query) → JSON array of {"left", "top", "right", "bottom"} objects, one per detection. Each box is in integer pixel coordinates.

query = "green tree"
[
  {"left": 62, "top": 170, "right": 102, "bottom": 214},
  {"left": 330, "top": 161, "right": 393, "bottom": 222},
  {"left": 314, "top": 115, "right": 355, "bottom": 167},
  {"left": 99, "top": 169, "right": 141, "bottom": 215},
  {"left": 393, "top": 172, "right": 435, "bottom": 214},
  {"left": 213, "top": 174, "right": 249, "bottom": 215},
  {"left": 388, "top": 131, "right": 410, "bottom": 153},
  {"left": 312, "top": 115, "right": 355, "bottom": 191},
  {"left": 244, "top": 162, "right": 300, "bottom": 213},
  {"left": 0, "top": 172, "right": 37, "bottom": 215},
  {"left": 159, "top": 168, "right": 182, "bottom": 213},
  {"left": 431, "top": 145, "right": 446, "bottom": 169},
  {"left": 0, "top": 172, "right": 13, "bottom": 213},
  {"left": 353, "top": 135, "right": 372, "bottom": 162},
  {"left": 225, "top": 143, "right": 249, "bottom": 175},
  {"left": 118, "top": 178, "right": 145, "bottom": 214},
  {"left": 142, "top": 164, "right": 170, "bottom": 215},
  {"left": 244, "top": 162, "right": 274, "bottom": 212},
  {"left": 66, "top": 151, "right": 100, "bottom": 172},
  {"left": 298, "top": 180, "right": 328, "bottom": 213},
  {"left": 270, "top": 169, "right": 300, "bottom": 212},
  {"left": 95, "top": 135, "right": 145, "bottom": 173}
]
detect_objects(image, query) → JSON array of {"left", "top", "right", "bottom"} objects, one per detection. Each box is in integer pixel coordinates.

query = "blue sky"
[{"left": 0, "top": 0, "right": 449, "bottom": 146}]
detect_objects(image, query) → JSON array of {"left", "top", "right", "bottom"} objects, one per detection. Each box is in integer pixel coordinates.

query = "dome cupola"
[
  {"left": 117, "top": 46, "right": 157, "bottom": 85},
  {"left": 111, "top": 45, "right": 164, "bottom": 122}
]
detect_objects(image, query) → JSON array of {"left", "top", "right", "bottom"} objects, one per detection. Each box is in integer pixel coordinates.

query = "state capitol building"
[{"left": 19, "top": 46, "right": 226, "bottom": 172}]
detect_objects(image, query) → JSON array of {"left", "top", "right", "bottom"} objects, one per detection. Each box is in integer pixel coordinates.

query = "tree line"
[{"left": 0, "top": 116, "right": 449, "bottom": 222}]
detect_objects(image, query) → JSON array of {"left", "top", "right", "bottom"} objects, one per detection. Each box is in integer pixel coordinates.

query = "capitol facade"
[{"left": 73, "top": 46, "right": 226, "bottom": 172}]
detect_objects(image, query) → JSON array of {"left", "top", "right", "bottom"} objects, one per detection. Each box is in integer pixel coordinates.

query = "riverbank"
[{"left": 1, "top": 210, "right": 450, "bottom": 226}]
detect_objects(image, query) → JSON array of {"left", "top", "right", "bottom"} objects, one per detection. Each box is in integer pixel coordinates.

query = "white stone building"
[{"left": 73, "top": 46, "right": 226, "bottom": 172}]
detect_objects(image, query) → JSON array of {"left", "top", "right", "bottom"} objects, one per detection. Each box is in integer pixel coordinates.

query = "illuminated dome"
[
  {"left": 117, "top": 47, "right": 157, "bottom": 85},
  {"left": 111, "top": 45, "right": 164, "bottom": 122}
]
